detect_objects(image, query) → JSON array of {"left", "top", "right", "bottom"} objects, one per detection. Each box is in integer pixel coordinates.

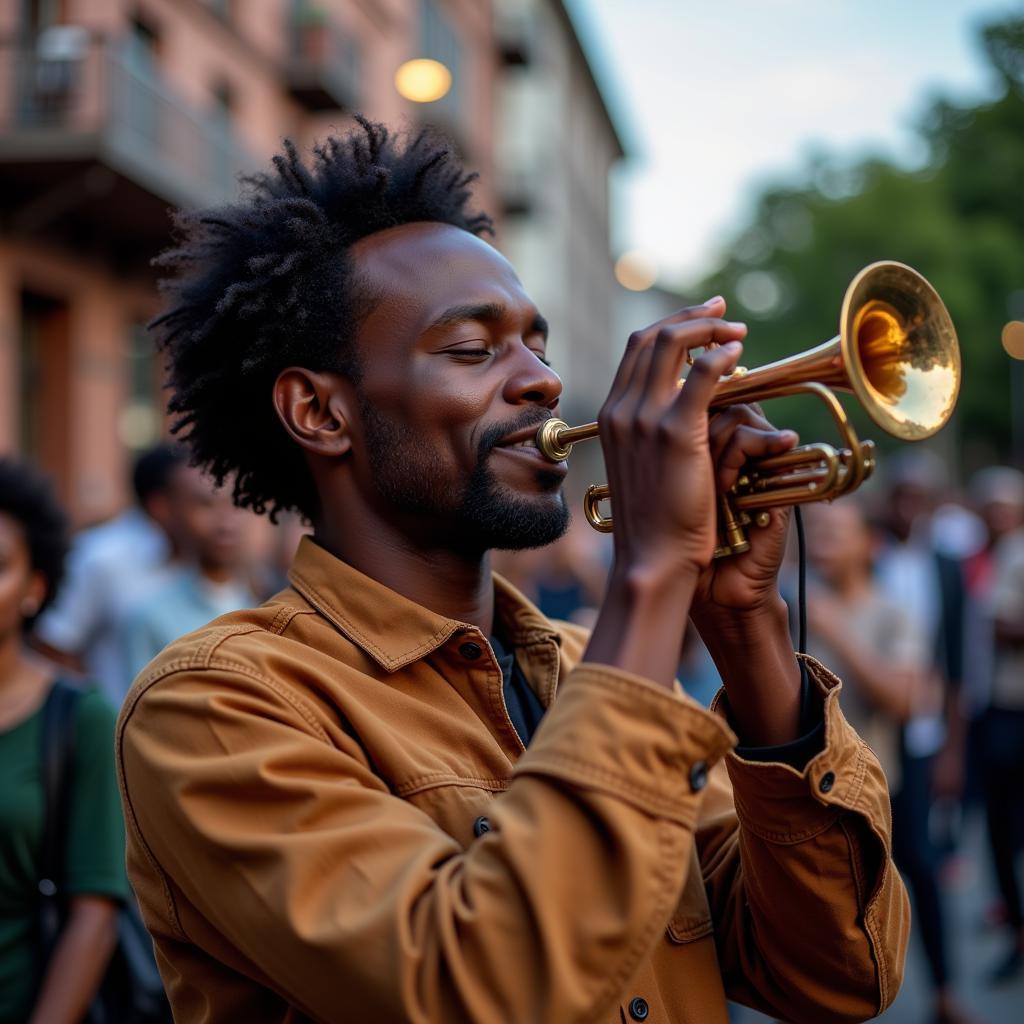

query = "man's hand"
[
  {"left": 690, "top": 402, "right": 798, "bottom": 616},
  {"left": 663, "top": 308, "right": 804, "bottom": 746},
  {"left": 582, "top": 298, "right": 750, "bottom": 690}
]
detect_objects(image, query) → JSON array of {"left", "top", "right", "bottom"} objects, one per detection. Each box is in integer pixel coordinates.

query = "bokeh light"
[
  {"left": 1002, "top": 320, "right": 1024, "bottom": 360},
  {"left": 614, "top": 250, "right": 657, "bottom": 291},
  {"left": 394, "top": 59, "right": 452, "bottom": 103}
]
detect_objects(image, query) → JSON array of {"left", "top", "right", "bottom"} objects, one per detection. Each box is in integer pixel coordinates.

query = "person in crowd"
[
  {"left": 117, "top": 120, "right": 908, "bottom": 1023},
  {"left": 804, "top": 497, "right": 976, "bottom": 1024},
  {"left": 33, "top": 443, "right": 186, "bottom": 704},
  {"left": 121, "top": 462, "right": 256, "bottom": 681},
  {"left": 961, "top": 467, "right": 1024, "bottom": 982},
  {"left": 871, "top": 450, "right": 970, "bottom": 1019},
  {"left": 0, "top": 458, "right": 128, "bottom": 1024}
]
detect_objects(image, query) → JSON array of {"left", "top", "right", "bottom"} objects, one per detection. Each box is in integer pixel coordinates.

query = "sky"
[{"left": 565, "top": 0, "right": 1015, "bottom": 288}]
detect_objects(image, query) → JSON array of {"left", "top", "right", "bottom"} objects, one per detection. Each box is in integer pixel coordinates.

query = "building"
[
  {"left": 494, "top": 0, "right": 625, "bottom": 430},
  {"left": 0, "top": 0, "right": 627, "bottom": 525},
  {"left": 0, "top": 0, "right": 501, "bottom": 523}
]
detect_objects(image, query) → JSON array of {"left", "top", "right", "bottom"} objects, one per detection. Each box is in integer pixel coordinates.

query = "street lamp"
[{"left": 395, "top": 58, "right": 452, "bottom": 103}]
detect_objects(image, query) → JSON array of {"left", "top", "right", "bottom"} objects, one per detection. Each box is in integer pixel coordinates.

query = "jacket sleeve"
[
  {"left": 694, "top": 655, "right": 910, "bottom": 1024},
  {"left": 118, "top": 658, "right": 735, "bottom": 1024}
]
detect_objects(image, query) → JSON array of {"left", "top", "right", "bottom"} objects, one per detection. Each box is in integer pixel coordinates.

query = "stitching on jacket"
[
  {"left": 290, "top": 568, "right": 459, "bottom": 667},
  {"left": 117, "top": 700, "right": 187, "bottom": 940},
  {"left": 590, "top": 819, "right": 690, "bottom": 1017},
  {"left": 841, "top": 816, "right": 888, "bottom": 1012},
  {"left": 200, "top": 656, "right": 331, "bottom": 742},
  {"left": 732, "top": 794, "right": 842, "bottom": 844},
  {"left": 267, "top": 604, "right": 310, "bottom": 636},
  {"left": 514, "top": 753, "right": 700, "bottom": 824},
  {"left": 577, "top": 671, "right": 737, "bottom": 751},
  {"left": 396, "top": 774, "right": 511, "bottom": 797},
  {"left": 117, "top": 655, "right": 335, "bottom": 943}
]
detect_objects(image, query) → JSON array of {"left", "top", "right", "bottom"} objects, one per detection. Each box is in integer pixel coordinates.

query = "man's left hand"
[{"left": 690, "top": 403, "right": 798, "bottom": 618}]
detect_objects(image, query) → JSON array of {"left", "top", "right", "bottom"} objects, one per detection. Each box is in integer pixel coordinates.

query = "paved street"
[{"left": 732, "top": 815, "right": 1024, "bottom": 1023}]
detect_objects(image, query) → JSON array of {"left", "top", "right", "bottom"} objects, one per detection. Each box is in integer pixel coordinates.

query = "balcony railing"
[
  {"left": 286, "top": 15, "right": 361, "bottom": 112},
  {"left": 0, "top": 33, "right": 257, "bottom": 214}
]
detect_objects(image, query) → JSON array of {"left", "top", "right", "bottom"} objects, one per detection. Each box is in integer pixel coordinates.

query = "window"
[
  {"left": 118, "top": 322, "right": 161, "bottom": 452},
  {"left": 19, "top": 290, "right": 71, "bottom": 500},
  {"left": 419, "top": 0, "right": 462, "bottom": 123}
]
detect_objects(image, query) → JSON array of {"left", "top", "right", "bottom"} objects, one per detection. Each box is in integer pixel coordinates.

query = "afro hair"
[{"left": 151, "top": 117, "right": 493, "bottom": 521}]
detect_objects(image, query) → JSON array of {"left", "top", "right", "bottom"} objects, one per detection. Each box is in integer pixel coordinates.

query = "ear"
[{"left": 273, "top": 368, "right": 354, "bottom": 458}]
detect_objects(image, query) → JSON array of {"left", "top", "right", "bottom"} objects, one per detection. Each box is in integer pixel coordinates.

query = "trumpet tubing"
[{"left": 536, "top": 261, "right": 960, "bottom": 555}]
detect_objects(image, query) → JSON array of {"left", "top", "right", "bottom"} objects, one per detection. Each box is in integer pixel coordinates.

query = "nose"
[{"left": 502, "top": 345, "right": 562, "bottom": 409}]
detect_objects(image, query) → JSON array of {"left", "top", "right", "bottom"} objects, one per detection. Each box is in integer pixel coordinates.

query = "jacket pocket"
[{"left": 666, "top": 844, "right": 712, "bottom": 943}]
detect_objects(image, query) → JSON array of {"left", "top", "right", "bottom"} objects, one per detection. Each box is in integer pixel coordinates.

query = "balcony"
[
  {"left": 286, "top": 13, "right": 360, "bottom": 112},
  {"left": 0, "top": 33, "right": 257, "bottom": 264}
]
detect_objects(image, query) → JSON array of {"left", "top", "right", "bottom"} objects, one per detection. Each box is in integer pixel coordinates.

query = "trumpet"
[{"left": 535, "top": 261, "right": 961, "bottom": 558}]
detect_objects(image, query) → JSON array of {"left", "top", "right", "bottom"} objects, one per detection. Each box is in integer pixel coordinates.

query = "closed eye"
[{"left": 448, "top": 349, "right": 492, "bottom": 360}]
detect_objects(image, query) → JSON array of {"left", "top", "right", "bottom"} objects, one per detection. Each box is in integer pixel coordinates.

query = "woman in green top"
[{"left": 0, "top": 458, "right": 129, "bottom": 1024}]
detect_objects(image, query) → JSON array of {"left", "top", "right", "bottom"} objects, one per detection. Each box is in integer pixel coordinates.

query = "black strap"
[{"left": 36, "top": 679, "right": 83, "bottom": 960}]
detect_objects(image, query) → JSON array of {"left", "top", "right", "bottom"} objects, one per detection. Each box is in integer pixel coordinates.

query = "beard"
[{"left": 359, "top": 399, "right": 569, "bottom": 553}]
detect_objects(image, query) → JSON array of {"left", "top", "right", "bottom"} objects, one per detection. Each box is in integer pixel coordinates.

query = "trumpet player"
[{"left": 117, "top": 120, "right": 909, "bottom": 1024}]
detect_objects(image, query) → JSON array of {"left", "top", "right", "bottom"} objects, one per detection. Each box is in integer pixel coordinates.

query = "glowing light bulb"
[{"left": 395, "top": 59, "right": 452, "bottom": 103}]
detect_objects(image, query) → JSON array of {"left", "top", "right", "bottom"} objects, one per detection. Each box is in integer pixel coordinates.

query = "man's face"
[{"left": 346, "top": 223, "right": 569, "bottom": 552}]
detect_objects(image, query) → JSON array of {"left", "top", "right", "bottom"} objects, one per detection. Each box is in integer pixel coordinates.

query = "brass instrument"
[{"left": 536, "top": 261, "right": 960, "bottom": 558}]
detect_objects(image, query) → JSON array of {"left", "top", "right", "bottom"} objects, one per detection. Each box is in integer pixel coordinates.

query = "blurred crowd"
[{"left": 2, "top": 444, "right": 1024, "bottom": 1021}]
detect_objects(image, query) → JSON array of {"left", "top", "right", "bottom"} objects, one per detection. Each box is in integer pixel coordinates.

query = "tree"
[{"left": 695, "top": 12, "right": 1024, "bottom": 474}]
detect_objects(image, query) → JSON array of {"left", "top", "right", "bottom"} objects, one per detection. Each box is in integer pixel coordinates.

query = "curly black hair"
[
  {"left": 151, "top": 117, "right": 494, "bottom": 521},
  {"left": 0, "top": 457, "right": 70, "bottom": 626}
]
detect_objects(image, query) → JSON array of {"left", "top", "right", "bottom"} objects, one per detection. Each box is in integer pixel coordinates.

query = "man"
[
  {"left": 120, "top": 462, "right": 257, "bottom": 681},
  {"left": 963, "top": 468, "right": 1024, "bottom": 982},
  {"left": 117, "top": 120, "right": 908, "bottom": 1023},
  {"left": 872, "top": 451, "right": 970, "bottom": 1022},
  {"left": 34, "top": 443, "right": 184, "bottom": 703}
]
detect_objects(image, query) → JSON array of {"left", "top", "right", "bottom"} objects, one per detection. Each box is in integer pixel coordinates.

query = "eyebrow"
[{"left": 425, "top": 302, "right": 548, "bottom": 340}]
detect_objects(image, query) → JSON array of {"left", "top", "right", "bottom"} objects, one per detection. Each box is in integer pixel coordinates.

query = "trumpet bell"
[{"left": 842, "top": 261, "right": 960, "bottom": 442}]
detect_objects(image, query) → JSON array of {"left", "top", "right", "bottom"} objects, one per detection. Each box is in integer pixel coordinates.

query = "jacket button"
[
  {"left": 473, "top": 815, "right": 491, "bottom": 837},
  {"left": 688, "top": 760, "right": 708, "bottom": 792},
  {"left": 628, "top": 996, "right": 650, "bottom": 1020},
  {"left": 819, "top": 771, "right": 836, "bottom": 794},
  {"left": 459, "top": 641, "right": 483, "bottom": 660}
]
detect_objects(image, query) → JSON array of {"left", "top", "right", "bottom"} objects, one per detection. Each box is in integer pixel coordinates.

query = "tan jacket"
[{"left": 117, "top": 537, "right": 909, "bottom": 1024}]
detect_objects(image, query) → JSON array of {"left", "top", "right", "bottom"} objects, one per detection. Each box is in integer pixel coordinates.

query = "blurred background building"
[{"left": 0, "top": 0, "right": 630, "bottom": 524}]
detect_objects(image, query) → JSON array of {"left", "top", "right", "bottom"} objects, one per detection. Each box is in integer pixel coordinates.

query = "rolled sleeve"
[
  {"left": 699, "top": 654, "right": 910, "bottom": 1023},
  {"left": 721, "top": 657, "right": 885, "bottom": 842},
  {"left": 516, "top": 663, "right": 737, "bottom": 827}
]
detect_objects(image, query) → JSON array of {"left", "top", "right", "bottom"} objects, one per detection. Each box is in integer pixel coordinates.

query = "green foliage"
[{"left": 695, "top": 11, "right": 1024, "bottom": 473}]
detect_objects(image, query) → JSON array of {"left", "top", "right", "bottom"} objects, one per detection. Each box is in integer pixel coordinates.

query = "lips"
[{"left": 494, "top": 423, "right": 547, "bottom": 450}]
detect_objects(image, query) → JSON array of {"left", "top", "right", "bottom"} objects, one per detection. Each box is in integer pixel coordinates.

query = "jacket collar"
[{"left": 287, "top": 537, "right": 560, "bottom": 673}]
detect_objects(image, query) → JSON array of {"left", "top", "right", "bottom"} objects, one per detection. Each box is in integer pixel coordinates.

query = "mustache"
[{"left": 477, "top": 410, "right": 555, "bottom": 460}]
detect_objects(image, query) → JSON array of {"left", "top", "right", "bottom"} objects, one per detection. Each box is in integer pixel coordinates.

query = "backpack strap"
[{"left": 36, "top": 678, "right": 83, "bottom": 959}]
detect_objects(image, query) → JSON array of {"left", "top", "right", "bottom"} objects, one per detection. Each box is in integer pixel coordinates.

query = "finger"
[
  {"left": 709, "top": 404, "right": 775, "bottom": 463},
  {"left": 716, "top": 426, "right": 799, "bottom": 492},
  {"left": 608, "top": 296, "right": 727, "bottom": 401},
  {"left": 646, "top": 318, "right": 748, "bottom": 401},
  {"left": 640, "top": 296, "right": 726, "bottom": 334},
  {"left": 672, "top": 336, "right": 747, "bottom": 416}
]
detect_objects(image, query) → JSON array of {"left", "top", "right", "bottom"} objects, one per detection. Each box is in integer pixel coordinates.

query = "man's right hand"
[
  {"left": 597, "top": 298, "right": 748, "bottom": 577},
  {"left": 582, "top": 298, "right": 749, "bottom": 689}
]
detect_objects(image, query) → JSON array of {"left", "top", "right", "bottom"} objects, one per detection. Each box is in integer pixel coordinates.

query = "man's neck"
[{"left": 314, "top": 514, "right": 495, "bottom": 635}]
